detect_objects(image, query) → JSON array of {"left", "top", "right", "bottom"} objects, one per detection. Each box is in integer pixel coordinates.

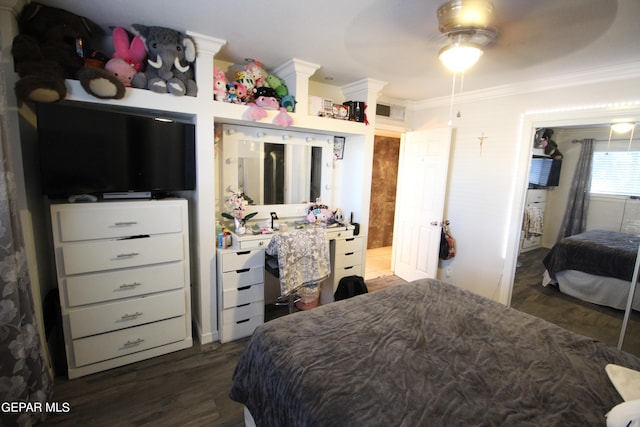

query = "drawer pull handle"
[
  {"left": 121, "top": 312, "right": 143, "bottom": 320},
  {"left": 345, "top": 252, "right": 354, "bottom": 256},
  {"left": 236, "top": 319, "right": 250, "bottom": 324},
  {"left": 123, "top": 338, "right": 144, "bottom": 347},
  {"left": 237, "top": 251, "right": 251, "bottom": 255},
  {"left": 116, "top": 252, "right": 139, "bottom": 258},
  {"left": 120, "top": 282, "right": 141, "bottom": 289},
  {"left": 237, "top": 303, "right": 251, "bottom": 308},
  {"left": 346, "top": 238, "right": 355, "bottom": 242},
  {"left": 259, "top": 241, "right": 265, "bottom": 246},
  {"left": 344, "top": 266, "right": 354, "bottom": 270},
  {"left": 236, "top": 268, "right": 250, "bottom": 274},
  {"left": 238, "top": 285, "right": 251, "bottom": 291},
  {"left": 114, "top": 221, "right": 138, "bottom": 226}
]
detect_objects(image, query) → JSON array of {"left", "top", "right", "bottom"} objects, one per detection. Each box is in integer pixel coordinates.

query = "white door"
[{"left": 392, "top": 128, "right": 452, "bottom": 282}]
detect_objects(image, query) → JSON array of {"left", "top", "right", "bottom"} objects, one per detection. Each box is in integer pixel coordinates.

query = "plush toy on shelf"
[
  {"left": 103, "top": 27, "right": 147, "bottom": 87},
  {"left": 234, "top": 70, "right": 255, "bottom": 98},
  {"left": 213, "top": 66, "right": 227, "bottom": 101},
  {"left": 245, "top": 60, "right": 268, "bottom": 88},
  {"left": 253, "top": 86, "right": 279, "bottom": 109},
  {"left": 131, "top": 24, "right": 198, "bottom": 97},
  {"left": 11, "top": 2, "right": 126, "bottom": 102}
]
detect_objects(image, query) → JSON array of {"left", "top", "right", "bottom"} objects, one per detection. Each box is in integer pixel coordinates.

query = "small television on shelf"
[
  {"left": 529, "top": 156, "right": 562, "bottom": 188},
  {"left": 37, "top": 103, "right": 196, "bottom": 199}
]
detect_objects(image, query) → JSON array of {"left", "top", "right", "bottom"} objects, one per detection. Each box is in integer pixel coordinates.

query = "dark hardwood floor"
[{"left": 511, "top": 248, "right": 640, "bottom": 356}]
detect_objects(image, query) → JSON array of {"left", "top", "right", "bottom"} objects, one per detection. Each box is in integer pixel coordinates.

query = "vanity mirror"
[{"left": 219, "top": 124, "right": 334, "bottom": 216}]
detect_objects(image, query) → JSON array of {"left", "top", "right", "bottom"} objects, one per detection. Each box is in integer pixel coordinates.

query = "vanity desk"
[{"left": 216, "top": 225, "right": 364, "bottom": 343}]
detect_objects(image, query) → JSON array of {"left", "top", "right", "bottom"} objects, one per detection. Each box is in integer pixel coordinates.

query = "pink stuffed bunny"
[
  {"left": 213, "top": 67, "right": 228, "bottom": 101},
  {"left": 104, "top": 27, "right": 147, "bottom": 87}
]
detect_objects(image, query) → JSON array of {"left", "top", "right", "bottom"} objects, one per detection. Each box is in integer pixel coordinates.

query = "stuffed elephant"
[{"left": 131, "top": 24, "right": 197, "bottom": 97}]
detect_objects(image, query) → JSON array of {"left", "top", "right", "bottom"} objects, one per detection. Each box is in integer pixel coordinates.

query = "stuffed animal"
[
  {"left": 104, "top": 27, "right": 146, "bottom": 87},
  {"left": 234, "top": 70, "right": 255, "bottom": 97},
  {"left": 245, "top": 60, "right": 268, "bottom": 88},
  {"left": 234, "top": 81, "right": 248, "bottom": 103},
  {"left": 213, "top": 66, "right": 227, "bottom": 101},
  {"left": 11, "top": 2, "right": 125, "bottom": 102},
  {"left": 253, "top": 86, "right": 279, "bottom": 109},
  {"left": 225, "top": 82, "right": 238, "bottom": 103},
  {"left": 273, "top": 107, "right": 293, "bottom": 127},
  {"left": 131, "top": 24, "right": 197, "bottom": 97}
]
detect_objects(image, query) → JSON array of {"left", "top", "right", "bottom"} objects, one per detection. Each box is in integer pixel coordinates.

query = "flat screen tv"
[
  {"left": 529, "top": 157, "right": 562, "bottom": 188},
  {"left": 37, "top": 103, "right": 196, "bottom": 199}
]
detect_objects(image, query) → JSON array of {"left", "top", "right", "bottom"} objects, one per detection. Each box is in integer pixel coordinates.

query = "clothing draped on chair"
[
  {"left": 558, "top": 138, "right": 594, "bottom": 239},
  {"left": 266, "top": 227, "right": 331, "bottom": 296},
  {"left": 0, "top": 69, "right": 53, "bottom": 426}
]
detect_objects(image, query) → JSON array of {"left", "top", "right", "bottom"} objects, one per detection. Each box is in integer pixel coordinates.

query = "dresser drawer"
[
  {"left": 68, "top": 289, "right": 186, "bottom": 339},
  {"left": 72, "top": 316, "right": 187, "bottom": 367},
  {"left": 54, "top": 202, "right": 185, "bottom": 242},
  {"left": 64, "top": 261, "right": 185, "bottom": 307},
  {"left": 62, "top": 234, "right": 184, "bottom": 275},
  {"left": 222, "top": 283, "right": 264, "bottom": 308},
  {"left": 220, "top": 250, "right": 264, "bottom": 272},
  {"left": 526, "top": 189, "right": 547, "bottom": 204},
  {"left": 221, "top": 267, "right": 264, "bottom": 291},
  {"left": 334, "top": 237, "right": 364, "bottom": 254},
  {"left": 238, "top": 237, "right": 271, "bottom": 250},
  {"left": 333, "top": 264, "right": 363, "bottom": 287},
  {"left": 221, "top": 301, "right": 264, "bottom": 325},
  {"left": 220, "top": 316, "right": 263, "bottom": 343},
  {"left": 334, "top": 251, "right": 363, "bottom": 269}
]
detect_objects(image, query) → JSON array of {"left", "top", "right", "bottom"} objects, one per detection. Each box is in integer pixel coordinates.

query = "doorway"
[
  {"left": 365, "top": 133, "right": 401, "bottom": 279},
  {"left": 508, "top": 107, "right": 640, "bottom": 355}
]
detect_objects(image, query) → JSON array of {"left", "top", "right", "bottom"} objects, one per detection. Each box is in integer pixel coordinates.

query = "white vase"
[{"left": 234, "top": 217, "right": 245, "bottom": 235}]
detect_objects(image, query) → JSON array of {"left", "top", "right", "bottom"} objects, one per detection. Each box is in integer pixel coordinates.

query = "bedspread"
[
  {"left": 230, "top": 279, "right": 640, "bottom": 426},
  {"left": 543, "top": 230, "right": 640, "bottom": 281}
]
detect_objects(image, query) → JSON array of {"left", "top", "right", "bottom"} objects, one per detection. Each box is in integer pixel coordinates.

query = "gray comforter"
[
  {"left": 230, "top": 279, "right": 640, "bottom": 426},
  {"left": 543, "top": 230, "right": 640, "bottom": 281}
]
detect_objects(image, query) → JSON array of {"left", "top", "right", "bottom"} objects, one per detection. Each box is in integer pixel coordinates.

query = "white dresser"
[
  {"left": 50, "top": 199, "right": 192, "bottom": 379},
  {"left": 216, "top": 226, "right": 363, "bottom": 342}
]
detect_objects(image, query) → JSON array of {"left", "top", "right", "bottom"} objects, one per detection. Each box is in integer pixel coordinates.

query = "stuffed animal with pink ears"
[
  {"left": 213, "top": 66, "right": 228, "bottom": 101},
  {"left": 104, "top": 27, "right": 147, "bottom": 87}
]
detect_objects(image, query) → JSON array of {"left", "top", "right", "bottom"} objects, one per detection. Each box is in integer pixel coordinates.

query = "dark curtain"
[
  {"left": 0, "top": 72, "right": 53, "bottom": 425},
  {"left": 558, "top": 139, "right": 594, "bottom": 239}
]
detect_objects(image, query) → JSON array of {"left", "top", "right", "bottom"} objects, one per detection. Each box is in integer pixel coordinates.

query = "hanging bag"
[{"left": 439, "top": 221, "right": 456, "bottom": 260}]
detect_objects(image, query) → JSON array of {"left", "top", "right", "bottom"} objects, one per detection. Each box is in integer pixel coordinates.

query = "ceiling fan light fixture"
[
  {"left": 439, "top": 41, "right": 483, "bottom": 72},
  {"left": 437, "top": 0, "right": 496, "bottom": 33},
  {"left": 611, "top": 122, "right": 635, "bottom": 134}
]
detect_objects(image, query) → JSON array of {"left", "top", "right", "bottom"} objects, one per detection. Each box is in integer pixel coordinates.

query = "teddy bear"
[
  {"left": 11, "top": 2, "right": 126, "bottom": 103},
  {"left": 131, "top": 24, "right": 198, "bottom": 97}
]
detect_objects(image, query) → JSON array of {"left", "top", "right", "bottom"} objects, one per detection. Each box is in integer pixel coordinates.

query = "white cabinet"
[
  {"left": 330, "top": 235, "right": 364, "bottom": 291},
  {"left": 521, "top": 189, "right": 547, "bottom": 252},
  {"left": 50, "top": 199, "right": 192, "bottom": 378},
  {"left": 216, "top": 248, "right": 265, "bottom": 343}
]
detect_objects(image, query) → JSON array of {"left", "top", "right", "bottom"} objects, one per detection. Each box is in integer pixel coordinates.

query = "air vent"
[{"left": 376, "top": 103, "right": 405, "bottom": 121}]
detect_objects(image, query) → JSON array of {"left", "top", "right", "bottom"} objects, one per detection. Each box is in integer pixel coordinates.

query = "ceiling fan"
[{"left": 436, "top": 0, "right": 498, "bottom": 72}]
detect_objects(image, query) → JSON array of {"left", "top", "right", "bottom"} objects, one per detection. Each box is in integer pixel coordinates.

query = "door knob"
[{"left": 430, "top": 221, "right": 439, "bottom": 226}]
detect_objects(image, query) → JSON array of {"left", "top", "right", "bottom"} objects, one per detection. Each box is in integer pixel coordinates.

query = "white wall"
[{"left": 410, "top": 76, "right": 640, "bottom": 304}]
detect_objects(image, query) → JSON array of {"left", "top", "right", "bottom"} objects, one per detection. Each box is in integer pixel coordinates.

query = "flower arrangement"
[{"left": 221, "top": 189, "right": 257, "bottom": 224}]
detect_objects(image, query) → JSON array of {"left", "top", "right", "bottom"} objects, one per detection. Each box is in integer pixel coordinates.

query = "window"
[{"left": 590, "top": 151, "right": 640, "bottom": 196}]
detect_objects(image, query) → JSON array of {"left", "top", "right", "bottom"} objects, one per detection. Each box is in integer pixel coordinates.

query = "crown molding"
[{"left": 410, "top": 61, "right": 640, "bottom": 111}]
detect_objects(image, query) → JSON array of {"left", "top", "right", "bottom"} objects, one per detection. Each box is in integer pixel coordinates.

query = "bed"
[
  {"left": 229, "top": 279, "right": 640, "bottom": 426},
  {"left": 542, "top": 230, "right": 640, "bottom": 310}
]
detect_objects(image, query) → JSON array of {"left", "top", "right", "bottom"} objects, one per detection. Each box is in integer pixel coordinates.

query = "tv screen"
[
  {"left": 529, "top": 157, "right": 562, "bottom": 187},
  {"left": 37, "top": 103, "right": 196, "bottom": 198}
]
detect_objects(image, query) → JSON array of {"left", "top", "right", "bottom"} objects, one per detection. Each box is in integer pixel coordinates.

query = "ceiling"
[{"left": 34, "top": 0, "right": 640, "bottom": 102}]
